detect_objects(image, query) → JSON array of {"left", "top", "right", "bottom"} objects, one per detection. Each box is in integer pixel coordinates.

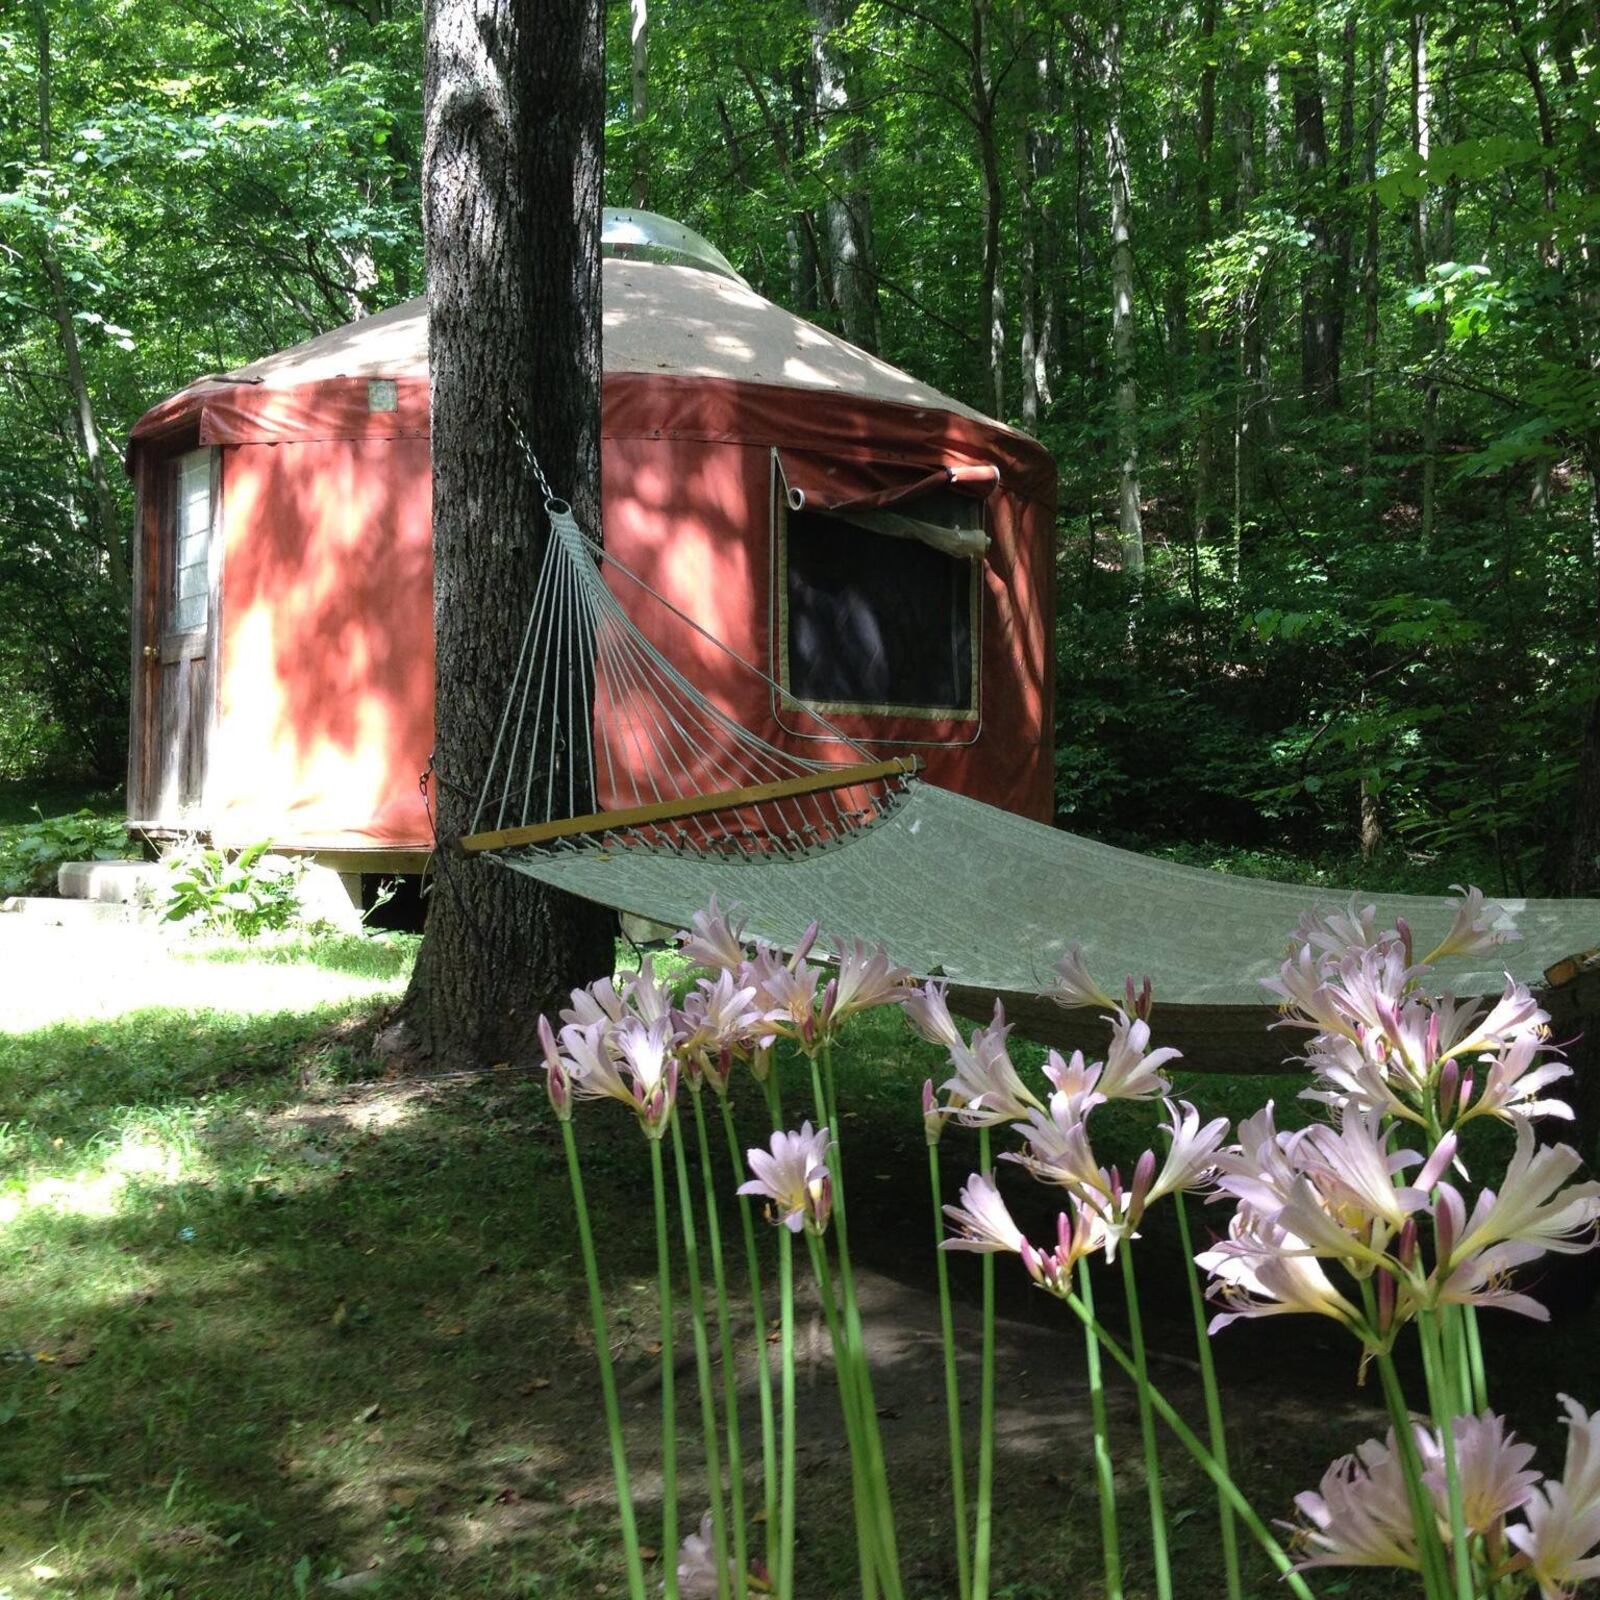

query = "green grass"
[{"left": 0, "top": 935, "right": 1592, "bottom": 1599}]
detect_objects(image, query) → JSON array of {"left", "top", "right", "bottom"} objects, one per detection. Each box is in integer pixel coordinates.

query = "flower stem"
[
  {"left": 816, "top": 1045, "right": 902, "bottom": 1599},
  {"left": 1462, "top": 1305, "right": 1488, "bottom": 1413},
  {"left": 1119, "top": 1243, "right": 1172, "bottom": 1600},
  {"left": 670, "top": 1112, "right": 732, "bottom": 1600},
  {"left": 1076, "top": 1258, "right": 1123, "bottom": 1600},
  {"left": 1374, "top": 1344, "right": 1451, "bottom": 1600},
  {"left": 806, "top": 1229, "right": 903, "bottom": 1598},
  {"left": 693, "top": 1091, "right": 748, "bottom": 1600},
  {"left": 1062, "top": 1290, "right": 1317, "bottom": 1600},
  {"left": 1175, "top": 1194, "right": 1239, "bottom": 1600},
  {"left": 777, "top": 1223, "right": 796, "bottom": 1600},
  {"left": 722, "top": 1094, "right": 778, "bottom": 1585},
  {"left": 650, "top": 1136, "right": 680, "bottom": 1600},
  {"left": 560, "top": 1120, "right": 648, "bottom": 1600},
  {"left": 928, "top": 1142, "right": 972, "bottom": 1600},
  {"left": 1418, "top": 1310, "right": 1475, "bottom": 1600},
  {"left": 973, "top": 1126, "right": 996, "bottom": 1600}
]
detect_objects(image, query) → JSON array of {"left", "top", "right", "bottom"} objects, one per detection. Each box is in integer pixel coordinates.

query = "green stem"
[
  {"left": 1119, "top": 1243, "right": 1172, "bottom": 1600},
  {"left": 806, "top": 1229, "right": 902, "bottom": 1598},
  {"left": 670, "top": 1113, "right": 731, "bottom": 1600},
  {"left": 1418, "top": 1310, "right": 1474, "bottom": 1600},
  {"left": 777, "top": 1224, "right": 796, "bottom": 1600},
  {"left": 722, "top": 1094, "right": 778, "bottom": 1586},
  {"left": 973, "top": 1127, "right": 996, "bottom": 1600},
  {"left": 1374, "top": 1345, "right": 1451, "bottom": 1600},
  {"left": 1463, "top": 1305, "right": 1488, "bottom": 1414},
  {"left": 650, "top": 1137, "right": 679, "bottom": 1600},
  {"left": 1175, "top": 1194, "right": 1240, "bottom": 1600},
  {"left": 1076, "top": 1259, "right": 1123, "bottom": 1600},
  {"left": 693, "top": 1091, "right": 748, "bottom": 1600},
  {"left": 816, "top": 1045, "right": 902, "bottom": 1599},
  {"left": 560, "top": 1120, "right": 648, "bottom": 1600},
  {"left": 1062, "top": 1290, "right": 1318, "bottom": 1600},
  {"left": 928, "top": 1143, "right": 972, "bottom": 1600}
]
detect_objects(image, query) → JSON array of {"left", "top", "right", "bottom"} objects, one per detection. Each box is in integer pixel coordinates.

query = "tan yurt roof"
[{"left": 215, "top": 256, "right": 997, "bottom": 428}]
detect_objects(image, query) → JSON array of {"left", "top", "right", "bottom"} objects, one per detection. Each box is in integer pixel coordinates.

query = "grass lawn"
[{"left": 0, "top": 924, "right": 1593, "bottom": 1599}]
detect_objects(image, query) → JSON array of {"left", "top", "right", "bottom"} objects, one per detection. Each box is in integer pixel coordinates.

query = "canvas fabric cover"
[{"left": 126, "top": 260, "right": 1055, "bottom": 851}]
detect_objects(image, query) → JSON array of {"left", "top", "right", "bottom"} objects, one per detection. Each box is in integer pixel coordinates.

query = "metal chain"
[{"left": 506, "top": 409, "right": 568, "bottom": 514}]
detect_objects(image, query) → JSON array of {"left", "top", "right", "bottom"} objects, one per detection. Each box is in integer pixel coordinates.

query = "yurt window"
[
  {"left": 170, "top": 449, "right": 214, "bottom": 635},
  {"left": 781, "top": 489, "right": 982, "bottom": 718}
]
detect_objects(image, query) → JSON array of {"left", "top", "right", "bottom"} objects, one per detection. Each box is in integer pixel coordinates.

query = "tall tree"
[
  {"left": 1102, "top": 0, "right": 1143, "bottom": 586},
  {"left": 391, "top": 0, "right": 613, "bottom": 1067}
]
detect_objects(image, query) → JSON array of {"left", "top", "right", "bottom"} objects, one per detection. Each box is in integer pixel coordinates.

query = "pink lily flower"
[
  {"left": 904, "top": 979, "right": 967, "bottom": 1053},
  {"left": 612, "top": 1015, "right": 679, "bottom": 1138},
  {"left": 1046, "top": 942, "right": 1120, "bottom": 1012},
  {"left": 1442, "top": 1120, "right": 1600, "bottom": 1265},
  {"left": 823, "top": 936, "right": 914, "bottom": 1026},
  {"left": 677, "top": 894, "right": 749, "bottom": 971},
  {"left": 940, "top": 1005, "right": 1041, "bottom": 1125},
  {"left": 941, "top": 1171, "right": 1028, "bottom": 1255},
  {"left": 1291, "top": 898, "right": 1387, "bottom": 962},
  {"left": 1197, "top": 1205, "right": 1367, "bottom": 1334},
  {"left": 1506, "top": 1403, "right": 1600, "bottom": 1600},
  {"left": 739, "top": 1122, "right": 833, "bottom": 1234},
  {"left": 1098, "top": 1012, "right": 1180, "bottom": 1100},
  {"left": 1419, "top": 884, "right": 1520, "bottom": 964},
  {"left": 560, "top": 974, "right": 627, "bottom": 1030},
  {"left": 1417, "top": 1412, "right": 1541, "bottom": 1536},
  {"left": 1459, "top": 1031, "right": 1575, "bottom": 1127},
  {"left": 1289, "top": 1431, "right": 1423, "bottom": 1570}
]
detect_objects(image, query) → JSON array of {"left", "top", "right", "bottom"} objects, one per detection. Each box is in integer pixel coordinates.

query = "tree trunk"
[
  {"left": 971, "top": 0, "right": 1005, "bottom": 416},
  {"left": 810, "top": 0, "right": 880, "bottom": 352},
  {"left": 392, "top": 0, "right": 614, "bottom": 1068},
  {"left": 1292, "top": 35, "right": 1340, "bottom": 409},
  {"left": 1192, "top": 0, "right": 1217, "bottom": 548},
  {"left": 1103, "top": 0, "right": 1142, "bottom": 586},
  {"left": 31, "top": 0, "right": 127, "bottom": 599},
  {"left": 1569, "top": 440, "right": 1600, "bottom": 896},
  {"left": 630, "top": 0, "right": 648, "bottom": 207},
  {"left": 1409, "top": 11, "right": 1444, "bottom": 555},
  {"left": 1361, "top": 32, "right": 1393, "bottom": 479}
]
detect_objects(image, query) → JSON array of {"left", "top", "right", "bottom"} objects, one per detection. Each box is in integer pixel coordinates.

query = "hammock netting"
[{"left": 462, "top": 500, "right": 1600, "bottom": 1068}]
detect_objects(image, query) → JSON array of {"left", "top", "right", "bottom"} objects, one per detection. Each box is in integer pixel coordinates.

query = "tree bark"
[
  {"left": 1192, "top": 0, "right": 1218, "bottom": 547},
  {"left": 31, "top": 0, "right": 127, "bottom": 599},
  {"left": 1103, "top": 0, "right": 1142, "bottom": 586},
  {"left": 809, "top": 0, "right": 880, "bottom": 352},
  {"left": 630, "top": 0, "right": 648, "bottom": 207},
  {"left": 970, "top": 0, "right": 1005, "bottom": 415},
  {"left": 393, "top": 0, "right": 614, "bottom": 1068},
  {"left": 1361, "top": 32, "right": 1393, "bottom": 479}
]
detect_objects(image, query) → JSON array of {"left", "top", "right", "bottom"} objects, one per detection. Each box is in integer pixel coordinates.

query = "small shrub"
[
  {"left": 0, "top": 808, "right": 137, "bottom": 897},
  {"left": 160, "top": 840, "right": 304, "bottom": 936}
]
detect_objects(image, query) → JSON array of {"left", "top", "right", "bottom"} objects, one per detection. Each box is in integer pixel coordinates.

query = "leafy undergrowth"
[{"left": 0, "top": 942, "right": 1593, "bottom": 1599}]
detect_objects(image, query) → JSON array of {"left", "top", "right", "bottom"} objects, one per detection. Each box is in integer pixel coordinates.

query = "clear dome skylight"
[{"left": 601, "top": 209, "right": 747, "bottom": 285}]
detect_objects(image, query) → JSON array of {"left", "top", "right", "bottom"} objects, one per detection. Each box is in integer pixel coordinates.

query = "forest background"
[{"left": 4, "top": 0, "right": 1599, "bottom": 898}]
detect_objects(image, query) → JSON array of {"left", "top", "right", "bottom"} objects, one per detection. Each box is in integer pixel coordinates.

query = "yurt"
[{"left": 124, "top": 212, "right": 1057, "bottom": 882}]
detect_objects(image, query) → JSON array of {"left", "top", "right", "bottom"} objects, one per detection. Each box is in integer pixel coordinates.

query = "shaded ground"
[{"left": 0, "top": 922, "right": 1593, "bottom": 1598}]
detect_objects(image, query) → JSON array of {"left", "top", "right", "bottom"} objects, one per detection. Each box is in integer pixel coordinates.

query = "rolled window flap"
[{"left": 832, "top": 507, "right": 990, "bottom": 559}]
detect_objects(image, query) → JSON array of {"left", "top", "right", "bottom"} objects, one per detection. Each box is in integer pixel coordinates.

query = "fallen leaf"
[
  {"left": 357, "top": 1402, "right": 382, "bottom": 1423},
  {"left": 519, "top": 1377, "right": 552, "bottom": 1395}
]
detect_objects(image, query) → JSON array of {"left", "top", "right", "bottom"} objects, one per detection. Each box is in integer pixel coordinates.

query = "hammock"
[{"left": 460, "top": 500, "right": 1600, "bottom": 1074}]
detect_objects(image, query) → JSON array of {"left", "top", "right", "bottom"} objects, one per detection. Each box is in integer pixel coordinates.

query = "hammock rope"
[
  {"left": 462, "top": 499, "right": 915, "bottom": 860},
  {"left": 459, "top": 473, "right": 1600, "bottom": 1073}
]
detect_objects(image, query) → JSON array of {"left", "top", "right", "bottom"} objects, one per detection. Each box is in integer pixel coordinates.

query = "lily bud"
[
  {"left": 1397, "top": 1217, "right": 1419, "bottom": 1270},
  {"left": 922, "top": 1079, "right": 946, "bottom": 1146},
  {"left": 1376, "top": 1267, "right": 1396, "bottom": 1335},
  {"left": 1437, "top": 1059, "right": 1460, "bottom": 1123},
  {"left": 791, "top": 921, "right": 820, "bottom": 968},
  {"left": 546, "top": 1054, "right": 572, "bottom": 1121}
]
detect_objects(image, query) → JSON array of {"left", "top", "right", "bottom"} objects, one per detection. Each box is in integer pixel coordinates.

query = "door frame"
[{"left": 127, "top": 438, "right": 224, "bottom": 826}]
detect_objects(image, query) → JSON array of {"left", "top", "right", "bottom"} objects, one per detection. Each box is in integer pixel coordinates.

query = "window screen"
[
  {"left": 785, "top": 509, "right": 975, "bottom": 714},
  {"left": 170, "top": 450, "right": 212, "bottom": 635}
]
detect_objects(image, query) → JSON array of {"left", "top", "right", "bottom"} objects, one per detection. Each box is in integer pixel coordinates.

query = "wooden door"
[{"left": 135, "top": 448, "right": 218, "bottom": 820}]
